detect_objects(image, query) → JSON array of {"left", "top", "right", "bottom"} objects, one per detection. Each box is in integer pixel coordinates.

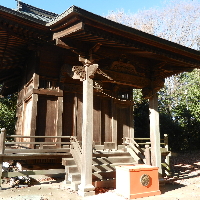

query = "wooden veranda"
[{"left": 0, "top": 1, "right": 200, "bottom": 196}]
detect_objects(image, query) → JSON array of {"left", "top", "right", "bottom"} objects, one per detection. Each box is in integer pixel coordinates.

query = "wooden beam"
[
  {"left": 0, "top": 153, "right": 70, "bottom": 161},
  {"left": 53, "top": 22, "right": 84, "bottom": 40},
  {"left": 5, "top": 148, "right": 70, "bottom": 153},
  {"left": 2, "top": 169, "right": 65, "bottom": 177},
  {"left": 56, "top": 38, "right": 71, "bottom": 49}
]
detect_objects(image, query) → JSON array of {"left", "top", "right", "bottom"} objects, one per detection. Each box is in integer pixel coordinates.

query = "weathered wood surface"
[
  {"left": 79, "top": 64, "right": 95, "bottom": 195},
  {"left": 70, "top": 137, "right": 82, "bottom": 172},
  {"left": 2, "top": 135, "right": 72, "bottom": 161},
  {"left": 7, "top": 135, "right": 71, "bottom": 138},
  {"left": 2, "top": 169, "right": 65, "bottom": 177},
  {"left": 5, "top": 148, "right": 70, "bottom": 153},
  {"left": 149, "top": 93, "right": 161, "bottom": 173},
  {"left": 144, "top": 144, "right": 151, "bottom": 165},
  {"left": 63, "top": 92, "right": 75, "bottom": 137},
  {"left": 0, "top": 153, "right": 70, "bottom": 161}
]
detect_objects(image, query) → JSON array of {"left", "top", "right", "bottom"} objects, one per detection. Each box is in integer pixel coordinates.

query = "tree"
[
  {"left": 159, "top": 69, "right": 200, "bottom": 151},
  {"left": 0, "top": 89, "right": 17, "bottom": 135},
  {"left": 106, "top": 0, "right": 200, "bottom": 151},
  {"left": 106, "top": 0, "right": 200, "bottom": 50}
]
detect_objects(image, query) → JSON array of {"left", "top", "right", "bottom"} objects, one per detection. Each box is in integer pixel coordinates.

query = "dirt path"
[
  {"left": 1, "top": 151, "right": 200, "bottom": 200},
  {"left": 1, "top": 179, "right": 200, "bottom": 200},
  {"left": 1, "top": 174, "right": 200, "bottom": 200}
]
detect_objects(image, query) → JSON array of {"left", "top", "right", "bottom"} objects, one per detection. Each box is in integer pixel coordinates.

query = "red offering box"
[{"left": 116, "top": 164, "right": 161, "bottom": 199}]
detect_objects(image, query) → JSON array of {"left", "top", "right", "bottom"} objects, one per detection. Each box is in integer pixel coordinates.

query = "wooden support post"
[
  {"left": 0, "top": 128, "right": 6, "bottom": 190},
  {"left": 129, "top": 104, "right": 134, "bottom": 139},
  {"left": 145, "top": 144, "right": 151, "bottom": 165},
  {"left": 149, "top": 93, "right": 161, "bottom": 174},
  {"left": 30, "top": 94, "right": 38, "bottom": 148},
  {"left": 0, "top": 128, "right": 6, "bottom": 154},
  {"left": 78, "top": 63, "right": 96, "bottom": 197},
  {"left": 129, "top": 89, "right": 134, "bottom": 139},
  {"left": 111, "top": 100, "right": 117, "bottom": 150},
  {"left": 57, "top": 96, "right": 63, "bottom": 148},
  {"left": 164, "top": 134, "right": 170, "bottom": 166}
]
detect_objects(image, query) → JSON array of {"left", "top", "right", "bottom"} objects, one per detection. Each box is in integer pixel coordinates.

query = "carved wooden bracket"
[
  {"left": 87, "top": 64, "right": 98, "bottom": 79},
  {"left": 72, "top": 66, "right": 86, "bottom": 81},
  {"left": 72, "top": 64, "right": 99, "bottom": 81},
  {"left": 111, "top": 60, "right": 137, "bottom": 75}
]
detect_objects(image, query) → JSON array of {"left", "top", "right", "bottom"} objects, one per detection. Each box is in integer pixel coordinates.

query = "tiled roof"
[{"left": 17, "top": 1, "right": 58, "bottom": 23}]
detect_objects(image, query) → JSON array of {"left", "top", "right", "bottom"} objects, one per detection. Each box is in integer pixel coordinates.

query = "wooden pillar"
[
  {"left": 57, "top": 96, "right": 63, "bottom": 147},
  {"left": 112, "top": 100, "right": 117, "bottom": 149},
  {"left": 0, "top": 128, "right": 6, "bottom": 154},
  {"left": 0, "top": 128, "right": 6, "bottom": 190},
  {"left": 149, "top": 93, "right": 161, "bottom": 173},
  {"left": 145, "top": 144, "right": 151, "bottom": 165},
  {"left": 77, "top": 62, "right": 96, "bottom": 197},
  {"left": 30, "top": 73, "right": 39, "bottom": 140},
  {"left": 129, "top": 89, "right": 134, "bottom": 139},
  {"left": 129, "top": 104, "right": 134, "bottom": 139},
  {"left": 164, "top": 134, "right": 170, "bottom": 167},
  {"left": 30, "top": 94, "right": 38, "bottom": 148}
]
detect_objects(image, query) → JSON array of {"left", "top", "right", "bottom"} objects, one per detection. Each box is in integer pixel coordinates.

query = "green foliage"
[
  {"left": 0, "top": 92, "right": 17, "bottom": 135},
  {"left": 133, "top": 69, "right": 200, "bottom": 152},
  {"left": 133, "top": 99, "right": 150, "bottom": 139},
  {"left": 158, "top": 69, "right": 200, "bottom": 151}
]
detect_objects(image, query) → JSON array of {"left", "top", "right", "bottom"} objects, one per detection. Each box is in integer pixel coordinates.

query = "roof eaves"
[{"left": 47, "top": 6, "right": 200, "bottom": 58}]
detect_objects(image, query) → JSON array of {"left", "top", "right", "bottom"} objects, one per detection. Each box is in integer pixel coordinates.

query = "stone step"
[
  {"left": 71, "top": 181, "right": 81, "bottom": 191},
  {"left": 68, "top": 173, "right": 81, "bottom": 182},
  {"left": 62, "top": 158, "right": 75, "bottom": 166},
  {"left": 66, "top": 165, "right": 79, "bottom": 173},
  {"left": 92, "top": 156, "right": 134, "bottom": 165},
  {"left": 92, "top": 163, "right": 136, "bottom": 172},
  {"left": 92, "top": 171, "right": 116, "bottom": 181},
  {"left": 93, "top": 152, "right": 131, "bottom": 158}
]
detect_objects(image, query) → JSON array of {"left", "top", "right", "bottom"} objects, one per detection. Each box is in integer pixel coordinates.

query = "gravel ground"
[{"left": 1, "top": 151, "right": 200, "bottom": 200}]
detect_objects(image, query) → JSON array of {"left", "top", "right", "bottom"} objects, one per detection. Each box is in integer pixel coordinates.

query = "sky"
[{"left": 0, "top": 0, "right": 164, "bottom": 16}]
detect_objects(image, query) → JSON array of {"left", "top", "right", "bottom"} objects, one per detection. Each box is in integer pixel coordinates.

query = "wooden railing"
[
  {"left": 132, "top": 135, "right": 170, "bottom": 176},
  {"left": 124, "top": 137, "right": 146, "bottom": 164},
  {"left": 5, "top": 135, "right": 71, "bottom": 151},
  {"left": 124, "top": 135, "right": 170, "bottom": 176},
  {"left": 0, "top": 128, "right": 75, "bottom": 189},
  {"left": 70, "top": 137, "right": 82, "bottom": 172}
]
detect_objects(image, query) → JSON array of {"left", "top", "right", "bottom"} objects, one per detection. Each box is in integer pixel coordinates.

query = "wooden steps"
[{"left": 62, "top": 150, "right": 136, "bottom": 190}]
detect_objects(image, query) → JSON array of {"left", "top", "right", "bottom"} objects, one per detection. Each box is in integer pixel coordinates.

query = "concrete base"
[
  {"left": 78, "top": 184, "right": 95, "bottom": 197},
  {"left": 78, "top": 190, "right": 95, "bottom": 197}
]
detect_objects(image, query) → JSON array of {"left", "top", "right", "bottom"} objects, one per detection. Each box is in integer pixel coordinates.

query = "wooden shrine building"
[{"left": 1, "top": 1, "right": 200, "bottom": 196}]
